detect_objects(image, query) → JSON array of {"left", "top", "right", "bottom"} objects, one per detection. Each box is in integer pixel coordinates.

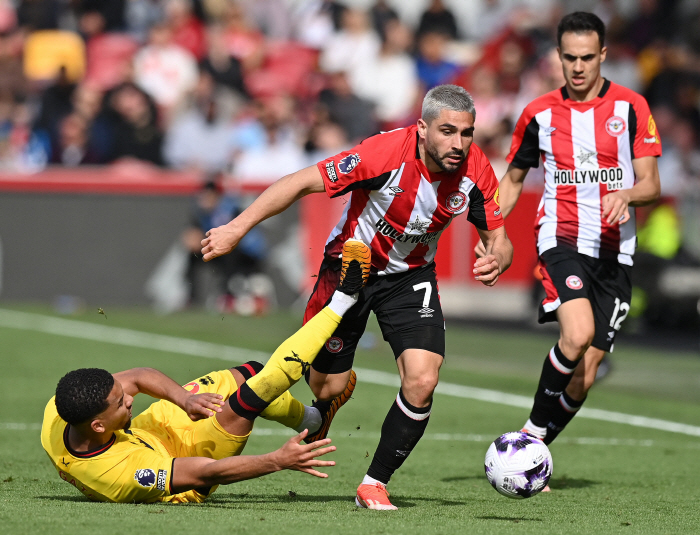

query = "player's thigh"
[
  {"left": 374, "top": 264, "right": 446, "bottom": 359},
  {"left": 537, "top": 247, "right": 592, "bottom": 325},
  {"left": 589, "top": 260, "right": 632, "bottom": 352},
  {"left": 133, "top": 370, "right": 239, "bottom": 457}
]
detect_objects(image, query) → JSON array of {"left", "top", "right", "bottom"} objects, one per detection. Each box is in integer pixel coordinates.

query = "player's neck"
[
  {"left": 566, "top": 75, "right": 605, "bottom": 102},
  {"left": 67, "top": 424, "right": 114, "bottom": 453}
]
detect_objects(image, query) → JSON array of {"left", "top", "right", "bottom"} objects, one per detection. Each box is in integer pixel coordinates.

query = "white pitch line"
[{"left": 2, "top": 308, "right": 699, "bottom": 437}]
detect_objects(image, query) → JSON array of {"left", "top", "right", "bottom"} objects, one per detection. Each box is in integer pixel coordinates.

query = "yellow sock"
[
  {"left": 245, "top": 307, "right": 341, "bottom": 403},
  {"left": 260, "top": 391, "right": 305, "bottom": 430}
]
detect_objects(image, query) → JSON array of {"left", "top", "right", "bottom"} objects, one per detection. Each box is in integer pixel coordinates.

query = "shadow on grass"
[
  {"left": 549, "top": 476, "right": 598, "bottom": 490},
  {"left": 477, "top": 516, "right": 544, "bottom": 523},
  {"left": 441, "top": 474, "right": 483, "bottom": 483},
  {"left": 35, "top": 495, "right": 91, "bottom": 502},
  {"left": 207, "top": 493, "right": 467, "bottom": 509}
]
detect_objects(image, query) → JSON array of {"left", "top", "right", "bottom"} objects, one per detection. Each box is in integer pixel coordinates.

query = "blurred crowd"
[{"left": 1, "top": 0, "right": 699, "bottom": 318}]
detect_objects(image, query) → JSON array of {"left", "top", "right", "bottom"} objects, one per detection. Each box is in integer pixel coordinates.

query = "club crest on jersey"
[
  {"left": 183, "top": 381, "right": 200, "bottom": 394},
  {"left": 134, "top": 468, "right": 157, "bottom": 488},
  {"left": 338, "top": 153, "right": 361, "bottom": 174},
  {"left": 446, "top": 191, "right": 467, "bottom": 213},
  {"left": 325, "top": 337, "right": 343, "bottom": 353},
  {"left": 605, "top": 116, "right": 626, "bottom": 137},
  {"left": 566, "top": 275, "right": 583, "bottom": 290}
]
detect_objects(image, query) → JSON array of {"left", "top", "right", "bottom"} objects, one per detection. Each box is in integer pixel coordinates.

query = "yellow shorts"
[{"left": 132, "top": 369, "right": 250, "bottom": 461}]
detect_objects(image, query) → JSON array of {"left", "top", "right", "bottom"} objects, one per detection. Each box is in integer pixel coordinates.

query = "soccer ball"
[{"left": 484, "top": 431, "right": 553, "bottom": 499}]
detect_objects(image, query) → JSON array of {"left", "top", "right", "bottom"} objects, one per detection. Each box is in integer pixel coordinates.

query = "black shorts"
[
  {"left": 537, "top": 246, "right": 632, "bottom": 352},
  {"left": 304, "top": 259, "right": 446, "bottom": 374}
]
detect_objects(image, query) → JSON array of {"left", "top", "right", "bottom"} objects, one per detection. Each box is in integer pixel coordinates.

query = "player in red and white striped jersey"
[
  {"left": 202, "top": 85, "right": 513, "bottom": 509},
  {"left": 477, "top": 12, "right": 661, "bottom": 453}
]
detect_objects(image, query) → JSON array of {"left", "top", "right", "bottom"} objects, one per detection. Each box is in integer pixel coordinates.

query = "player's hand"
[
  {"left": 183, "top": 392, "right": 224, "bottom": 421},
  {"left": 601, "top": 191, "right": 631, "bottom": 226},
  {"left": 473, "top": 254, "right": 501, "bottom": 287},
  {"left": 274, "top": 430, "right": 336, "bottom": 478},
  {"left": 474, "top": 239, "right": 487, "bottom": 259},
  {"left": 200, "top": 222, "right": 243, "bottom": 262}
]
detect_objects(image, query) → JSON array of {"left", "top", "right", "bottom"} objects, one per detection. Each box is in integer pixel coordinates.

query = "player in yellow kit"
[{"left": 41, "top": 239, "right": 371, "bottom": 503}]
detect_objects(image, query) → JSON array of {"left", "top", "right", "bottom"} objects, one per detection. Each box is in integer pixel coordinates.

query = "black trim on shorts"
[{"left": 385, "top": 326, "right": 446, "bottom": 359}]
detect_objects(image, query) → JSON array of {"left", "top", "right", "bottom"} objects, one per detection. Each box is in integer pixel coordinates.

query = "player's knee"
[
  {"left": 401, "top": 374, "right": 438, "bottom": 406},
  {"left": 559, "top": 331, "right": 593, "bottom": 358}
]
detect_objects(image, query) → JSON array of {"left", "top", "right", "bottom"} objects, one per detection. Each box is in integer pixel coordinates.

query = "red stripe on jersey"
[
  {"left": 325, "top": 189, "right": 372, "bottom": 259},
  {"left": 371, "top": 170, "right": 421, "bottom": 272},
  {"left": 539, "top": 262, "right": 559, "bottom": 306},
  {"left": 594, "top": 101, "right": 621, "bottom": 253},
  {"left": 550, "top": 104, "right": 578, "bottom": 249}
]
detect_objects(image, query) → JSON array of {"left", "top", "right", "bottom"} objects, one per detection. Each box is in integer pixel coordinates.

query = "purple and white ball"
[{"left": 484, "top": 431, "right": 553, "bottom": 499}]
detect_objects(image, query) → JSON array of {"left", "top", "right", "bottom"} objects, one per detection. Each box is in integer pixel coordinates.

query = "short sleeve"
[
  {"left": 507, "top": 107, "right": 541, "bottom": 169},
  {"left": 467, "top": 151, "right": 505, "bottom": 231},
  {"left": 316, "top": 130, "right": 408, "bottom": 198},
  {"left": 108, "top": 449, "right": 174, "bottom": 503},
  {"left": 630, "top": 96, "right": 662, "bottom": 160}
]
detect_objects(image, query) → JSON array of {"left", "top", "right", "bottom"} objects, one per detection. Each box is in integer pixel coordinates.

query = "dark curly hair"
[
  {"left": 55, "top": 368, "right": 114, "bottom": 425},
  {"left": 557, "top": 12, "right": 605, "bottom": 49}
]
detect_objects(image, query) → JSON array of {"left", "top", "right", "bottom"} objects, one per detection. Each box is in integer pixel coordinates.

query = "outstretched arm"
[
  {"left": 602, "top": 156, "right": 661, "bottom": 225},
  {"left": 201, "top": 165, "right": 326, "bottom": 262},
  {"left": 170, "top": 431, "right": 336, "bottom": 492},
  {"left": 113, "top": 368, "right": 223, "bottom": 421},
  {"left": 474, "top": 225, "right": 513, "bottom": 287}
]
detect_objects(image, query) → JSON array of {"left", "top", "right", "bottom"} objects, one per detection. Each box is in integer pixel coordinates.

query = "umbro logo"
[
  {"left": 543, "top": 126, "right": 556, "bottom": 136},
  {"left": 419, "top": 307, "right": 434, "bottom": 317},
  {"left": 388, "top": 186, "right": 404, "bottom": 196}
]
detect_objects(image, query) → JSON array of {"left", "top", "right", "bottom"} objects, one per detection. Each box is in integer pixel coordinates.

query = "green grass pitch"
[{"left": 0, "top": 303, "right": 698, "bottom": 534}]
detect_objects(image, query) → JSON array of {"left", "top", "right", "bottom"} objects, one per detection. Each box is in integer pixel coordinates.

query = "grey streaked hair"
[{"left": 421, "top": 84, "right": 476, "bottom": 124}]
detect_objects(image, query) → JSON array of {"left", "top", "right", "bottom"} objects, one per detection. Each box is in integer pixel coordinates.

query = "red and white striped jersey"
[
  {"left": 507, "top": 79, "right": 662, "bottom": 266},
  {"left": 316, "top": 125, "right": 503, "bottom": 275}
]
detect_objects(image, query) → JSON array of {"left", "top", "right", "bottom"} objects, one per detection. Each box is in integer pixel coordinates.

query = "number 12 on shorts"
[{"left": 610, "top": 297, "right": 629, "bottom": 330}]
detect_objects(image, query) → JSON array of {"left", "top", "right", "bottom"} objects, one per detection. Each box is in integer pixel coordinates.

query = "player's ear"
[
  {"left": 417, "top": 118, "right": 428, "bottom": 138},
  {"left": 91, "top": 419, "right": 106, "bottom": 434},
  {"left": 600, "top": 46, "right": 607, "bottom": 63}
]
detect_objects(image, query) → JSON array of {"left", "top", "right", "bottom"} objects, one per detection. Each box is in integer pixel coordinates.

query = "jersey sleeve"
[
  {"left": 316, "top": 131, "right": 403, "bottom": 198},
  {"left": 507, "top": 106, "right": 541, "bottom": 169},
  {"left": 106, "top": 449, "right": 175, "bottom": 503},
  {"left": 629, "top": 95, "right": 662, "bottom": 160},
  {"left": 467, "top": 150, "right": 505, "bottom": 231}
]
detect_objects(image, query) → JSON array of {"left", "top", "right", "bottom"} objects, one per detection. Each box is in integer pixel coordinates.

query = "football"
[{"left": 484, "top": 431, "right": 553, "bottom": 499}]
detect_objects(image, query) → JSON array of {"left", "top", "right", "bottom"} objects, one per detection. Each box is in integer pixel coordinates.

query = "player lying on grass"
[{"left": 41, "top": 239, "right": 371, "bottom": 503}]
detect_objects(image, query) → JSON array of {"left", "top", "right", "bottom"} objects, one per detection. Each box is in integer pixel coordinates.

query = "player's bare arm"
[
  {"left": 601, "top": 156, "right": 661, "bottom": 225},
  {"left": 170, "top": 431, "right": 336, "bottom": 492},
  {"left": 474, "top": 226, "right": 513, "bottom": 287},
  {"left": 113, "top": 368, "right": 223, "bottom": 421},
  {"left": 474, "top": 165, "right": 529, "bottom": 258},
  {"left": 201, "top": 165, "right": 325, "bottom": 262}
]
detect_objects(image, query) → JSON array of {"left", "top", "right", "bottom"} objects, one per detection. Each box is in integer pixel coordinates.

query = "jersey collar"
[
  {"left": 560, "top": 78, "right": 611, "bottom": 101},
  {"left": 63, "top": 425, "right": 116, "bottom": 458}
]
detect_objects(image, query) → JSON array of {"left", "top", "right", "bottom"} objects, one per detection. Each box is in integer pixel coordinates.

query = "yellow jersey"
[{"left": 41, "top": 397, "right": 204, "bottom": 503}]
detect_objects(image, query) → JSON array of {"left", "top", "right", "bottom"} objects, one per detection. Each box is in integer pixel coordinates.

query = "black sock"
[
  {"left": 366, "top": 390, "right": 432, "bottom": 484},
  {"left": 233, "top": 361, "right": 264, "bottom": 380},
  {"left": 544, "top": 391, "right": 586, "bottom": 445},
  {"left": 529, "top": 344, "right": 578, "bottom": 428}
]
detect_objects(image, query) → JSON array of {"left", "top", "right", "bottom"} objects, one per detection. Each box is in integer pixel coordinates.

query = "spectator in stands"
[
  {"left": 304, "top": 120, "right": 349, "bottom": 165},
  {"left": 33, "top": 66, "right": 76, "bottom": 153},
  {"left": 470, "top": 0, "right": 510, "bottom": 43},
  {"left": 50, "top": 111, "right": 101, "bottom": 165},
  {"left": 319, "top": 8, "right": 380, "bottom": 81},
  {"left": 417, "top": 0, "right": 458, "bottom": 40},
  {"left": 230, "top": 95, "right": 305, "bottom": 186},
  {"left": 350, "top": 19, "right": 418, "bottom": 130},
  {"left": 369, "top": 0, "right": 398, "bottom": 41},
  {"left": 164, "top": 0, "right": 206, "bottom": 60},
  {"left": 74, "top": 0, "right": 126, "bottom": 32},
  {"left": 16, "top": 0, "right": 60, "bottom": 31},
  {"left": 125, "top": 0, "right": 164, "bottom": 43},
  {"left": 240, "top": 0, "right": 292, "bottom": 41},
  {"left": 219, "top": 0, "right": 265, "bottom": 72},
  {"left": 199, "top": 23, "right": 248, "bottom": 99},
  {"left": 292, "top": 0, "right": 345, "bottom": 49},
  {"left": 182, "top": 178, "right": 268, "bottom": 312},
  {"left": 415, "top": 31, "right": 459, "bottom": 91},
  {"left": 0, "top": 99, "right": 49, "bottom": 172},
  {"left": 317, "top": 71, "right": 376, "bottom": 144},
  {"left": 132, "top": 22, "right": 199, "bottom": 121},
  {"left": 466, "top": 63, "right": 512, "bottom": 157},
  {"left": 105, "top": 82, "right": 164, "bottom": 165},
  {"left": 164, "top": 70, "right": 237, "bottom": 173}
]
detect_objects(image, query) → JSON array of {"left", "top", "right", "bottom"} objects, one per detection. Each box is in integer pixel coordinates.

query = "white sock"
[
  {"left": 327, "top": 290, "right": 358, "bottom": 317},
  {"left": 294, "top": 405, "right": 322, "bottom": 434},
  {"left": 523, "top": 419, "right": 547, "bottom": 439},
  {"left": 361, "top": 474, "right": 385, "bottom": 487}
]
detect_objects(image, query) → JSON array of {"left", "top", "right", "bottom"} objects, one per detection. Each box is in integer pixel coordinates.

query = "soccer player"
[
  {"left": 476, "top": 12, "right": 661, "bottom": 451},
  {"left": 201, "top": 84, "right": 513, "bottom": 509},
  {"left": 41, "top": 240, "right": 371, "bottom": 503}
]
